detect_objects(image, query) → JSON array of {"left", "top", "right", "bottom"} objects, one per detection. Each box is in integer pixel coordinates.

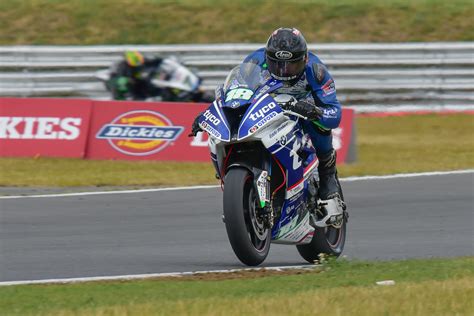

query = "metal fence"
[{"left": 1, "top": 42, "right": 473, "bottom": 110}]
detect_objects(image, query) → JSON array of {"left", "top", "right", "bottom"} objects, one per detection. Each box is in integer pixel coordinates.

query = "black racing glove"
[
  {"left": 188, "top": 113, "right": 203, "bottom": 137},
  {"left": 291, "top": 100, "right": 324, "bottom": 121}
]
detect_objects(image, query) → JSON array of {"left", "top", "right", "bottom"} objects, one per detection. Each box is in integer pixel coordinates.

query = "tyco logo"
[
  {"left": 250, "top": 102, "right": 276, "bottom": 121},
  {"left": 96, "top": 110, "right": 183, "bottom": 156}
]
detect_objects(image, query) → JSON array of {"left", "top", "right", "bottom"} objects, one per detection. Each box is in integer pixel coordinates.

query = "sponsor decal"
[
  {"left": 249, "top": 126, "right": 258, "bottom": 133},
  {"left": 201, "top": 121, "right": 222, "bottom": 139},
  {"left": 203, "top": 110, "right": 221, "bottom": 125},
  {"left": 256, "top": 171, "right": 269, "bottom": 204},
  {"left": 322, "top": 78, "right": 336, "bottom": 96},
  {"left": 250, "top": 102, "right": 277, "bottom": 121},
  {"left": 254, "top": 85, "right": 271, "bottom": 100},
  {"left": 322, "top": 107, "right": 338, "bottom": 119},
  {"left": 269, "top": 121, "right": 291, "bottom": 139},
  {"left": 286, "top": 179, "right": 305, "bottom": 199},
  {"left": 231, "top": 100, "right": 241, "bottom": 108},
  {"left": 0, "top": 116, "right": 82, "bottom": 140},
  {"left": 249, "top": 111, "right": 278, "bottom": 134},
  {"left": 275, "top": 51, "right": 293, "bottom": 60},
  {"left": 96, "top": 110, "right": 183, "bottom": 156}
]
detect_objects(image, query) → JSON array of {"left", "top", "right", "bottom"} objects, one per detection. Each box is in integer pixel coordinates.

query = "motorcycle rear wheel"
[
  {"left": 296, "top": 177, "right": 346, "bottom": 263},
  {"left": 223, "top": 168, "right": 271, "bottom": 266}
]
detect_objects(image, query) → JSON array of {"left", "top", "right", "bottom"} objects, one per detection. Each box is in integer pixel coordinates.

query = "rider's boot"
[{"left": 317, "top": 149, "right": 341, "bottom": 201}]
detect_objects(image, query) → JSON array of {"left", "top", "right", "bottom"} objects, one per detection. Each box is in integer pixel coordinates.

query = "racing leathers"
[{"left": 244, "top": 48, "right": 342, "bottom": 201}]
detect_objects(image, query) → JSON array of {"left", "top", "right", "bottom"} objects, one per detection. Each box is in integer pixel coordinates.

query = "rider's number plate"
[{"left": 225, "top": 88, "right": 254, "bottom": 102}]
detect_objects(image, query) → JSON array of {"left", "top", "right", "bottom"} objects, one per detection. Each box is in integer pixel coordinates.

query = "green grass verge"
[
  {"left": 1, "top": 257, "right": 472, "bottom": 315},
  {"left": 0, "top": 113, "right": 472, "bottom": 187},
  {"left": 0, "top": 0, "right": 473, "bottom": 45}
]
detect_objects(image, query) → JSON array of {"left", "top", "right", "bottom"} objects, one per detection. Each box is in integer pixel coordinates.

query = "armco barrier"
[
  {"left": 1, "top": 43, "right": 473, "bottom": 110},
  {"left": 0, "top": 98, "right": 355, "bottom": 163}
]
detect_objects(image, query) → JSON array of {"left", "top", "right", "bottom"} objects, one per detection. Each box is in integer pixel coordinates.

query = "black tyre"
[
  {"left": 223, "top": 168, "right": 271, "bottom": 266},
  {"left": 296, "top": 178, "right": 346, "bottom": 263}
]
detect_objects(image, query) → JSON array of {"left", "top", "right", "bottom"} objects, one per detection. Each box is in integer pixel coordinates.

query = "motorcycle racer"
[
  {"left": 106, "top": 51, "right": 213, "bottom": 102},
  {"left": 192, "top": 27, "right": 343, "bottom": 204},
  {"left": 247, "top": 27, "right": 342, "bottom": 203},
  {"left": 107, "top": 50, "right": 163, "bottom": 100}
]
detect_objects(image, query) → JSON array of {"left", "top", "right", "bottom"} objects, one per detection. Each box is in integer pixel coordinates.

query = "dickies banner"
[
  {"left": 0, "top": 98, "right": 355, "bottom": 163},
  {"left": 0, "top": 98, "right": 92, "bottom": 158},
  {"left": 86, "top": 100, "right": 210, "bottom": 161}
]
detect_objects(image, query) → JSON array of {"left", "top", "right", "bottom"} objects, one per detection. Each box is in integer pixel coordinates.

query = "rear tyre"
[
  {"left": 296, "top": 176, "right": 346, "bottom": 263},
  {"left": 223, "top": 168, "right": 271, "bottom": 266}
]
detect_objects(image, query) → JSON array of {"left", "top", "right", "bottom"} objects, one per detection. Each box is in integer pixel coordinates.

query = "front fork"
[{"left": 253, "top": 167, "right": 273, "bottom": 229}]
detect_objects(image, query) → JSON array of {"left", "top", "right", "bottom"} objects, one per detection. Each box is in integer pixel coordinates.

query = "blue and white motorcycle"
[{"left": 198, "top": 63, "right": 347, "bottom": 266}]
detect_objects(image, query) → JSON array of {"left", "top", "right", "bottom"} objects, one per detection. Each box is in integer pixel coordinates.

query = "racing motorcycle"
[
  {"left": 96, "top": 56, "right": 214, "bottom": 102},
  {"left": 196, "top": 63, "right": 347, "bottom": 266}
]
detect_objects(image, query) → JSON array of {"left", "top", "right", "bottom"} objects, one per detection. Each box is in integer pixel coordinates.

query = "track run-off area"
[{"left": 0, "top": 170, "right": 472, "bottom": 285}]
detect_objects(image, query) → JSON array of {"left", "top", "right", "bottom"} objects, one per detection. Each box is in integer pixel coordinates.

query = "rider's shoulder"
[{"left": 306, "top": 53, "right": 331, "bottom": 84}]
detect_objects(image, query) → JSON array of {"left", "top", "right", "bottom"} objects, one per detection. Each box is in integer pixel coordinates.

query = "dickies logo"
[{"left": 96, "top": 110, "right": 183, "bottom": 156}]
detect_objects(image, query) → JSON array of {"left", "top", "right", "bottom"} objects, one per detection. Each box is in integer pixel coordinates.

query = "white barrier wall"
[{"left": 1, "top": 42, "right": 473, "bottom": 111}]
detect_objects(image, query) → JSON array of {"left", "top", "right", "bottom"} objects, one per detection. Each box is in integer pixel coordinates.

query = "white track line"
[
  {"left": 0, "top": 184, "right": 219, "bottom": 199},
  {"left": 0, "top": 265, "right": 315, "bottom": 286},
  {"left": 340, "top": 169, "right": 474, "bottom": 182},
  {"left": 0, "top": 169, "right": 472, "bottom": 199}
]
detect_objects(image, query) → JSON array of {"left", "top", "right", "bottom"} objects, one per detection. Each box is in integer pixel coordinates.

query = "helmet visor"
[{"left": 267, "top": 56, "right": 306, "bottom": 81}]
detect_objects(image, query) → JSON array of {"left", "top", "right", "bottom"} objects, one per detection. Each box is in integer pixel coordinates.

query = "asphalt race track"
[{"left": 0, "top": 172, "right": 473, "bottom": 282}]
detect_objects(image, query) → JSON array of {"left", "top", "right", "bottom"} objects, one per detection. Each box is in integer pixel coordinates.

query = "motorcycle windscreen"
[
  {"left": 199, "top": 101, "right": 231, "bottom": 142},
  {"left": 237, "top": 94, "right": 283, "bottom": 141}
]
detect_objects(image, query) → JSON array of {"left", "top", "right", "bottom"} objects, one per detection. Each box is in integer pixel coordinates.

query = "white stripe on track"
[
  {"left": 0, "top": 184, "right": 219, "bottom": 199},
  {"left": 0, "top": 265, "right": 314, "bottom": 286},
  {"left": 340, "top": 169, "right": 474, "bottom": 182},
  {"left": 0, "top": 169, "right": 472, "bottom": 200}
]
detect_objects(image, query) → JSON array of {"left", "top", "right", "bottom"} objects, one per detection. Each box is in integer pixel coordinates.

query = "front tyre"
[{"left": 223, "top": 168, "right": 271, "bottom": 266}]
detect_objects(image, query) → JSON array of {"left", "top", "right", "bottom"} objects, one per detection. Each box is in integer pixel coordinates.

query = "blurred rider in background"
[
  {"left": 107, "top": 50, "right": 213, "bottom": 102},
  {"left": 107, "top": 50, "right": 163, "bottom": 100},
  {"left": 191, "top": 27, "right": 343, "bottom": 205}
]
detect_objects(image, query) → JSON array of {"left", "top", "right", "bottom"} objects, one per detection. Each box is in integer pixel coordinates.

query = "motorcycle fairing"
[
  {"left": 199, "top": 101, "right": 231, "bottom": 142},
  {"left": 272, "top": 210, "right": 315, "bottom": 244},
  {"left": 271, "top": 157, "right": 318, "bottom": 243},
  {"left": 237, "top": 93, "right": 284, "bottom": 141},
  {"left": 267, "top": 128, "right": 304, "bottom": 187}
]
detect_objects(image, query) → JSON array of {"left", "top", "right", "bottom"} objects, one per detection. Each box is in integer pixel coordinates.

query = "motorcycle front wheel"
[{"left": 223, "top": 167, "right": 271, "bottom": 266}]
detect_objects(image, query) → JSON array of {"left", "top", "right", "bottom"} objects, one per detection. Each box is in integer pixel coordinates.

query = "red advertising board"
[
  {"left": 86, "top": 100, "right": 210, "bottom": 161},
  {"left": 0, "top": 98, "right": 92, "bottom": 158},
  {"left": 0, "top": 98, "right": 355, "bottom": 163},
  {"left": 333, "top": 108, "right": 355, "bottom": 164}
]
